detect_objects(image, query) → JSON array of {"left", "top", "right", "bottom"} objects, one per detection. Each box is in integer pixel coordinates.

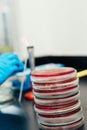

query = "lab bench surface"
[{"left": 22, "top": 77, "right": 87, "bottom": 130}]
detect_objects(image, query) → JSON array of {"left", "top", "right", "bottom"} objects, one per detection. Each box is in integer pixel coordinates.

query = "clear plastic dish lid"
[
  {"left": 32, "top": 77, "right": 79, "bottom": 90},
  {"left": 34, "top": 100, "right": 81, "bottom": 115},
  {"left": 31, "top": 67, "right": 77, "bottom": 83},
  {"left": 38, "top": 117, "right": 84, "bottom": 130},
  {"left": 33, "top": 84, "right": 79, "bottom": 98},
  {"left": 37, "top": 107, "right": 83, "bottom": 126},
  {"left": 34, "top": 92, "right": 80, "bottom": 106}
]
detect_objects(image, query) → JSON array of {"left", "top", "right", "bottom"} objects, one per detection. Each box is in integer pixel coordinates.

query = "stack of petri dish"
[{"left": 31, "top": 67, "right": 84, "bottom": 130}]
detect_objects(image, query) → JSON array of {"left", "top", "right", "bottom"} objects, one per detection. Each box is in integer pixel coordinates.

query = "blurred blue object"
[
  {"left": 11, "top": 69, "right": 31, "bottom": 91},
  {"left": 11, "top": 63, "right": 64, "bottom": 91},
  {"left": 36, "top": 63, "right": 64, "bottom": 70},
  {"left": 0, "top": 53, "right": 24, "bottom": 85}
]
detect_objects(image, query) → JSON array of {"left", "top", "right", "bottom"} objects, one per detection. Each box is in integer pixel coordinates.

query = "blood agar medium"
[{"left": 31, "top": 67, "right": 84, "bottom": 130}]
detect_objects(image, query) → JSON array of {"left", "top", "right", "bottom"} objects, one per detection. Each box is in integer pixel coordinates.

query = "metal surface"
[{"left": 22, "top": 77, "right": 87, "bottom": 130}]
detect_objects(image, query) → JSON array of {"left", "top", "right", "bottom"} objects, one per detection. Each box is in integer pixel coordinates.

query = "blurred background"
[{"left": 0, "top": 0, "right": 87, "bottom": 60}]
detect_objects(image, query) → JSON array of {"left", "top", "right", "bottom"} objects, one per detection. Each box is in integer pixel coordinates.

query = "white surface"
[{"left": 9, "top": 0, "right": 87, "bottom": 59}]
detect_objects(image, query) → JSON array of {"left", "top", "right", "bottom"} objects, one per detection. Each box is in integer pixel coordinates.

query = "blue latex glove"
[{"left": 0, "top": 53, "right": 24, "bottom": 84}]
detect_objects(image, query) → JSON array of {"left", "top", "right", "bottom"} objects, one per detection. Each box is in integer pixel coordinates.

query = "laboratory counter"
[{"left": 21, "top": 77, "right": 87, "bottom": 130}]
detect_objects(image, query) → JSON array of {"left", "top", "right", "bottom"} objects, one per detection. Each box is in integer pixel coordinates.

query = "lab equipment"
[
  {"left": 23, "top": 46, "right": 35, "bottom": 100},
  {"left": 31, "top": 67, "right": 84, "bottom": 130},
  {"left": 0, "top": 52, "right": 24, "bottom": 84},
  {"left": 18, "top": 59, "right": 27, "bottom": 102},
  {"left": 0, "top": 80, "right": 28, "bottom": 130},
  {"left": 27, "top": 46, "right": 35, "bottom": 71}
]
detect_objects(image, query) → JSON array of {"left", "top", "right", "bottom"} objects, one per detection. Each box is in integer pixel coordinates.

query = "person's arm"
[{"left": 0, "top": 52, "right": 24, "bottom": 84}]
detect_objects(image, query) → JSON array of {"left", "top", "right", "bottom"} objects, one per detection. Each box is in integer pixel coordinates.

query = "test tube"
[
  {"left": 24, "top": 46, "right": 35, "bottom": 100},
  {"left": 27, "top": 46, "right": 35, "bottom": 72}
]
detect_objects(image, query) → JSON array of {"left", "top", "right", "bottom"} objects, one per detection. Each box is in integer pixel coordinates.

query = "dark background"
[{"left": 27, "top": 56, "right": 87, "bottom": 71}]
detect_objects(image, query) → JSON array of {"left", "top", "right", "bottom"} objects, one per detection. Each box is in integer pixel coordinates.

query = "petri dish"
[
  {"left": 39, "top": 117, "right": 84, "bottom": 130},
  {"left": 34, "top": 92, "right": 80, "bottom": 106},
  {"left": 33, "top": 85, "right": 79, "bottom": 98},
  {"left": 37, "top": 107, "right": 83, "bottom": 126},
  {"left": 34, "top": 100, "right": 81, "bottom": 115},
  {"left": 31, "top": 67, "right": 77, "bottom": 83},
  {"left": 32, "top": 77, "right": 79, "bottom": 90}
]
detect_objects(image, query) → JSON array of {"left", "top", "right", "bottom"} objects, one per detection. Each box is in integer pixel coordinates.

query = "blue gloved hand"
[{"left": 0, "top": 53, "right": 24, "bottom": 84}]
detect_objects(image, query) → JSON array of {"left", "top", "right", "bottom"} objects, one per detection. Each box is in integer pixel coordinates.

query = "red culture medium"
[{"left": 31, "top": 67, "right": 84, "bottom": 130}]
